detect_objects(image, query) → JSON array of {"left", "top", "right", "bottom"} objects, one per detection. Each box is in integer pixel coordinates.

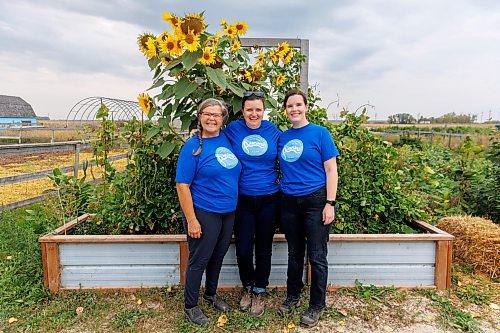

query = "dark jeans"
[
  {"left": 182, "top": 208, "right": 235, "bottom": 307},
  {"left": 234, "top": 192, "right": 279, "bottom": 291},
  {"left": 281, "top": 187, "right": 331, "bottom": 310}
]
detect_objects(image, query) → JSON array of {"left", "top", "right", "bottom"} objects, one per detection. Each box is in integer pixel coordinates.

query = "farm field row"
[
  {"left": 0, "top": 158, "right": 128, "bottom": 205},
  {"left": 0, "top": 149, "right": 127, "bottom": 178}
]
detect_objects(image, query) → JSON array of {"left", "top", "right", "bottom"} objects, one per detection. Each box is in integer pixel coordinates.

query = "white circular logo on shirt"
[
  {"left": 215, "top": 147, "right": 238, "bottom": 169},
  {"left": 242, "top": 135, "right": 268, "bottom": 156},
  {"left": 281, "top": 139, "right": 303, "bottom": 162}
]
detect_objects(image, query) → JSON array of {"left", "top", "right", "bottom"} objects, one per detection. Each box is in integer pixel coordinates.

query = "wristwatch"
[{"left": 326, "top": 200, "right": 336, "bottom": 206}]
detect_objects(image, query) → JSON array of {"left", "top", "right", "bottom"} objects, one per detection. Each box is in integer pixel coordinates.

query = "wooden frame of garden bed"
[{"left": 39, "top": 214, "right": 453, "bottom": 293}]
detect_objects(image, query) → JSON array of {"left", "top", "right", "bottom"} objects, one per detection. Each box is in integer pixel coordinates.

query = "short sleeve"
[
  {"left": 175, "top": 141, "right": 198, "bottom": 184},
  {"left": 320, "top": 127, "right": 340, "bottom": 162}
]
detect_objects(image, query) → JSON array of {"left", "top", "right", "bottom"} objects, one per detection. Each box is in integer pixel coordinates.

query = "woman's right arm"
[{"left": 176, "top": 183, "right": 202, "bottom": 238}]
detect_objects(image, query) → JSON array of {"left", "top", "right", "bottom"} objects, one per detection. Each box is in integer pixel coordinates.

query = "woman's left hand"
[{"left": 322, "top": 204, "right": 335, "bottom": 225}]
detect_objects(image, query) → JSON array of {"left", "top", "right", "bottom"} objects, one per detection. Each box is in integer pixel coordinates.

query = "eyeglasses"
[
  {"left": 243, "top": 91, "right": 264, "bottom": 97},
  {"left": 201, "top": 111, "right": 224, "bottom": 119}
]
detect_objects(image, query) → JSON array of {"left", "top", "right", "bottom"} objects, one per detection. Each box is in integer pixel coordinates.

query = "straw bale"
[{"left": 436, "top": 216, "right": 499, "bottom": 279}]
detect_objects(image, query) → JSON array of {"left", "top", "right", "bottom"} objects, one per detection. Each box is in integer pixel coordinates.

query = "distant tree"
[
  {"left": 431, "top": 112, "right": 477, "bottom": 124},
  {"left": 387, "top": 113, "right": 417, "bottom": 124}
]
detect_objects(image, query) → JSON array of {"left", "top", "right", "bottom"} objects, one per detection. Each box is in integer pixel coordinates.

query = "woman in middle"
[{"left": 223, "top": 91, "right": 281, "bottom": 316}]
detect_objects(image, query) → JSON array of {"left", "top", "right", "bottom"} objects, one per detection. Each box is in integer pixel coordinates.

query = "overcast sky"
[{"left": 1, "top": 0, "right": 499, "bottom": 121}]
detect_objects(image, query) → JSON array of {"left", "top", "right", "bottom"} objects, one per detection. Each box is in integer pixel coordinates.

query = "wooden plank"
[
  {"left": 40, "top": 234, "right": 188, "bottom": 243},
  {"left": 435, "top": 241, "right": 449, "bottom": 290},
  {"left": 446, "top": 240, "right": 453, "bottom": 289},
  {"left": 329, "top": 233, "right": 453, "bottom": 241},
  {"left": 41, "top": 242, "right": 48, "bottom": 288},
  {"left": 412, "top": 220, "right": 454, "bottom": 237},
  {"left": 1, "top": 193, "right": 53, "bottom": 211},
  {"left": 50, "top": 214, "right": 91, "bottom": 235},
  {"left": 179, "top": 241, "right": 188, "bottom": 286},
  {"left": 45, "top": 243, "right": 60, "bottom": 292}
]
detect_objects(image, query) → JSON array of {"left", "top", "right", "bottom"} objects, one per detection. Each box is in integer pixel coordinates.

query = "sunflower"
[
  {"left": 234, "top": 21, "right": 248, "bottom": 36},
  {"left": 180, "top": 13, "right": 206, "bottom": 35},
  {"left": 138, "top": 93, "right": 151, "bottom": 115},
  {"left": 145, "top": 36, "right": 158, "bottom": 58},
  {"left": 282, "top": 49, "right": 294, "bottom": 64},
  {"left": 200, "top": 47, "right": 216, "bottom": 66},
  {"left": 251, "top": 64, "right": 264, "bottom": 81},
  {"left": 220, "top": 18, "right": 227, "bottom": 26},
  {"left": 230, "top": 39, "right": 241, "bottom": 52},
  {"left": 244, "top": 69, "right": 253, "bottom": 83},
  {"left": 275, "top": 74, "right": 286, "bottom": 85},
  {"left": 269, "top": 51, "right": 279, "bottom": 65},
  {"left": 276, "top": 41, "right": 290, "bottom": 57},
  {"left": 224, "top": 24, "right": 238, "bottom": 38},
  {"left": 137, "top": 33, "right": 155, "bottom": 57},
  {"left": 181, "top": 29, "right": 201, "bottom": 52},
  {"left": 255, "top": 51, "right": 266, "bottom": 65},
  {"left": 162, "top": 11, "right": 181, "bottom": 30},
  {"left": 159, "top": 33, "right": 181, "bottom": 56}
]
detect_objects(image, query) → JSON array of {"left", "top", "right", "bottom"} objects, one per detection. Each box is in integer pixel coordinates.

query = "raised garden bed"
[{"left": 39, "top": 214, "right": 453, "bottom": 292}]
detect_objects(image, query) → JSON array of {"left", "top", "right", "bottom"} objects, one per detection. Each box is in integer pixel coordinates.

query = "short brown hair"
[{"left": 283, "top": 89, "right": 308, "bottom": 108}]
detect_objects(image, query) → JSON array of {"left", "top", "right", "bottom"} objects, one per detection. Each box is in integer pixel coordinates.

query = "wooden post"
[
  {"left": 435, "top": 240, "right": 452, "bottom": 290},
  {"left": 51, "top": 129, "right": 55, "bottom": 143},
  {"left": 44, "top": 242, "right": 60, "bottom": 292},
  {"left": 179, "top": 241, "right": 189, "bottom": 286},
  {"left": 448, "top": 133, "right": 452, "bottom": 148},
  {"left": 18, "top": 129, "right": 22, "bottom": 144},
  {"left": 74, "top": 143, "right": 80, "bottom": 181}
]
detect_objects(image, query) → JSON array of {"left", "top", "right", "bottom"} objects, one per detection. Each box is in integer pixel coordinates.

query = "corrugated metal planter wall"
[{"left": 39, "top": 214, "right": 453, "bottom": 293}]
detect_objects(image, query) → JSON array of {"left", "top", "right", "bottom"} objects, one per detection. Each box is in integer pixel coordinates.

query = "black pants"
[
  {"left": 182, "top": 208, "right": 235, "bottom": 307},
  {"left": 281, "top": 187, "right": 331, "bottom": 310},
  {"left": 234, "top": 192, "right": 279, "bottom": 290}
]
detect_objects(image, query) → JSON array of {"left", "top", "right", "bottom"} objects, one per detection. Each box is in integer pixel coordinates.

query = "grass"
[{"left": 1, "top": 201, "right": 498, "bottom": 332}]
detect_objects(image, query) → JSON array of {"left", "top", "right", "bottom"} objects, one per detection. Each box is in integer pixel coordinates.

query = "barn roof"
[{"left": 0, "top": 95, "right": 36, "bottom": 118}]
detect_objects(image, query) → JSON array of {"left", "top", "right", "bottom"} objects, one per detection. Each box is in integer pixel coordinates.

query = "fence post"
[
  {"left": 448, "top": 133, "right": 452, "bottom": 148},
  {"left": 51, "top": 129, "right": 55, "bottom": 143},
  {"left": 74, "top": 143, "right": 80, "bottom": 181},
  {"left": 18, "top": 129, "right": 22, "bottom": 144},
  {"left": 430, "top": 131, "right": 433, "bottom": 144}
]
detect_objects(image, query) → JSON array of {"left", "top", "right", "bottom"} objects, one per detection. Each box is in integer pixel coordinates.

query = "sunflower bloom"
[
  {"left": 255, "top": 51, "right": 266, "bottom": 65},
  {"left": 181, "top": 29, "right": 201, "bottom": 52},
  {"left": 244, "top": 70, "right": 253, "bottom": 83},
  {"left": 145, "top": 37, "right": 158, "bottom": 58},
  {"left": 251, "top": 64, "right": 264, "bottom": 81},
  {"left": 220, "top": 18, "right": 227, "bottom": 26},
  {"left": 224, "top": 24, "right": 238, "bottom": 38},
  {"left": 276, "top": 41, "right": 290, "bottom": 57},
  {"left": 230, "top": 39, "right": 241, "bottom": 52},
  {"left": 138, "top": 93, "right": 151, "bottom": 115},
  {"left": 163, "top": 12, "right": 181, "bottom": 30},
  {"left": 200, "top": 47, "right": 216, "bottom": 66},
  {"left": 282, "top": 49, "right": 294, "bottom": 64},
  {"left": 269, "top": 51, "right": 279, "bottom": 65},
  {"left": 234, "top": 21, "right": 248, "bottom": 36},
  {"left": 137, "top": 33, "right": 155, "bottom": 57},
  {"left": 276, "top": 74, "right": 286, "bottom": 85},
  {"left": 180, "top": 13, "right": 206, "bottom": 35},
  {"left": 160, "top": 34, "right": 181, "bottom": 56}
]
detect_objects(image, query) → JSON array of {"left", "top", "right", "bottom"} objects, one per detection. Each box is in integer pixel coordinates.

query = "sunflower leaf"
[
  {"left": 165, "top": 58, "right": 182, "bottom": 70},
  {"left": 182, "top": 50, "right": 202, "bottom": 71},
  {"left": 148, "top": 77, "right": 165, "bottom": 91},
  {"left": 226, "top": 82, "right": 244, "bottom": 97},
  {"left": 180, "top": 114, "right": 193, "bottom": 131},
  {"left": 174, "top": 77, "right": 197, "bottom": 100},
  {"left": 158, "top": 141, "right": 176, "bottom": 158},
  {"left": 148, "top": 57, "right": 160, "bottom": 71},
  {"left": 206, "top": 68, "right": 227, "bottom": 90},
  {"left": 158, "top": 116, "right": 171, "bottom": 129},
  {"left": 231, "top": 97, "right": 242, "bottom": 115},
  {"left": 146, "top": 127, "right": 161, "bottom": 141},
  {"left": 236, "top": 49, "right": 250, "bottom": 62}
]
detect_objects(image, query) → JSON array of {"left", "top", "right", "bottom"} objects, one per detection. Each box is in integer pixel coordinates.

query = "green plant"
[
  {"left": 111, "top": 308, "right": 148, "bottom": 330},
  {"left": 455, "top": 285, "right": 492, "bottom": 305},
  {"left": 348, "top": 280, "right": 397, "bottom": 303},
  {"left": 425, "top": 291, "right": 483, "bottom": 333}
]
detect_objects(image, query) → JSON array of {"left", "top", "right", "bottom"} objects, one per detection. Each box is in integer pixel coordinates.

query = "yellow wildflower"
[
  {"left": 138, "top": 93, "right": 151, "bottom": 115},
  {"left": 234, "top": 21, "right": 248, "bottom": 35},
  {"left": 282, "top": 49, "right": 294, "bottom": 64},
  {"left": 181, "top": 29, "right": 201, "bottom": 52},
  {"left": 159, "top": 33, "right": 181, "bottom": 56},
  {"left": 220, "top": 18, "right": 227, "bottom": 26},
  {"left": 276, "top": 74, "right": 286, "bottom": 85},
  {"left": 276, "top": 41, "right": 290, "bottom": 57},
  {"left": 224, "top": 24, "right": 238, "bottom": 38},
  {"left": 162, "top": 12, "right": 181, "bottom": 30},
  {"left": 137, "top": 33, "right": 155, "bottom": 57},
  {"left": 200, "top": 47, "right": 216, "bottom": 66},
  {"left": 270, "top": 51, "right": 279, "bottom": 64},
  {"left": 230, "top": 39, "right": 241, "bottom": 52},
  {"left": 244, "top": 70, "right": 253, "bottom": 83},
  {"left": 145, "top": 37, "right": 158, "bottom": 58}
]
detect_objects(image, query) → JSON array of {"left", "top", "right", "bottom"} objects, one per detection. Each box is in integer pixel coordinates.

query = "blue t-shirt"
[
  {"left": 279, "top": 123, "right": 339, "bottom": 196},
  {"left": 175, "top": 134, "right": 242, "bottom": 213},
  {"left": 224, "top": 120, "right": 280, "bottom": 196}
]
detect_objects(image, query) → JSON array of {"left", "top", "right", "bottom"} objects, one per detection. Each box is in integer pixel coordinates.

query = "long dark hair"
[{"left": 192, "top": 98, "right": 228, "bottom": 156}]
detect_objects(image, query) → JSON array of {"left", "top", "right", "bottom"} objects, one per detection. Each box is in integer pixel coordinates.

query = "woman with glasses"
[
  {"left": 176, "top": 98, "right": 242, "bottom": 326},
  {"left": 278, "top": 89, "right": 339, "bottom": 328},
  {"left": 222, "top": 91, "right": 281, "bottom": 317}
]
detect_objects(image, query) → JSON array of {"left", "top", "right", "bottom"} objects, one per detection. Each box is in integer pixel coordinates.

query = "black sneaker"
[
  {"left": 203, "top": 293, "right": 230, "bottom": 312},
  {"left": 300, "top": 307, "right": 323, "bottom": 327},
  {"left": 184, "top": 306, "right": 208, "bottom": 326},
  {"left": 278, "top": 295, "right": 300, "bottom": 315}
]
